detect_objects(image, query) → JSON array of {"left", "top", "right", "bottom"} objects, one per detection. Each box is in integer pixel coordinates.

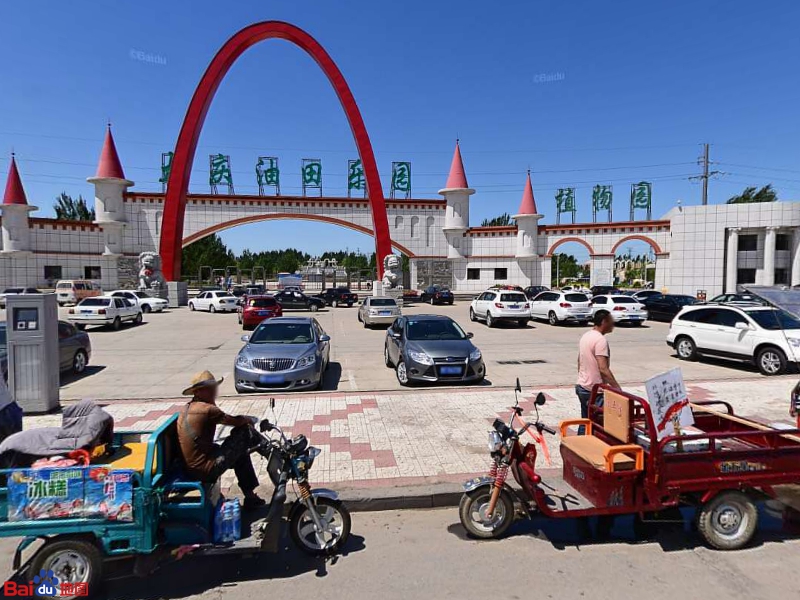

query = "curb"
[{"left": 337, "top": 482, "right": 465, "bottom": 512}]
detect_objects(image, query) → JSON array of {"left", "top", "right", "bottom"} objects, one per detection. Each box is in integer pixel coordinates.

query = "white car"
[
  {"left": 530, "top": 290, "right": 592, "bottom": 326},
  {"left": 667, "top": 304, "right": 800, "bottom": 376},
  {"left": 68, "top": 296, "right": 142, "bottom": 330},
  {"left": 189, "top": 290, "right": 238, "bottom": 313},
  {"left": 590, "top": 295, "right": 648, "bottom": 326},
  {"left": 470, "top": 290, "right": 530, "bottom": 327},
  {"left": 109, "top": 290, "right": 168, "bottom": 313}
]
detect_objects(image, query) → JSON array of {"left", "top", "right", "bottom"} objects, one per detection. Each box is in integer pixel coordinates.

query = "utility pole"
[{"left": 690, "top": 143, "right": 723, "bottom": 205}]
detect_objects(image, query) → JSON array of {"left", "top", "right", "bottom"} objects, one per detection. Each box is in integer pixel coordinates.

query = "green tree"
[
  {"left": 727, "top": 184, "right": 777, "bottom": 204},
  {"left": 480, "top": 212, "right": 512, "bottom": 227},
  {"left": 551, "top": 253, "right": 585, "bottom": 286},
  {"left": 54, "top": 192, "right": 95, "bottom": 221},
  {"left": 181, "top": 234, "right": 235, "bottom": 280}
]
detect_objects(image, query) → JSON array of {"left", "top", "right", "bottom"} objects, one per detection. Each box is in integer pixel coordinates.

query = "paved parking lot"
[{"left": 29, "top": 299, "right": 795, "bottom": 401}]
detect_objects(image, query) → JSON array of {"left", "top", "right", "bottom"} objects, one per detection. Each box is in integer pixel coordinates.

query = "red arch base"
[{"left": 159, "top": 21, "right": 393, "bottom": 281}]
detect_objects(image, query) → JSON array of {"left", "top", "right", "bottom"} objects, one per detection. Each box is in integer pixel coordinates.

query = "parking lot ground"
[{"left": 38, "top": 301, "right": 799, "bottom": 401}]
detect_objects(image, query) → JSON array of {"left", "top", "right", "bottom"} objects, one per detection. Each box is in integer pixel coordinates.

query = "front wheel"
[
  {"left": 72, "top": 350, "right": 88, "bottom": 375},
  {"left": 430, "top": 297, "right": 435, "bottom": 306},
  {"left": 458, "top": 487, "right": 515, "bottom": 539},
  {"left": 756, "top": 346, "right": 787, "bottom": 376},
  {"left": 134, "top": 313, "right": 143, "bottom": 325},
  {"left": 141, "top": 304, "right": 151, "bottom": 314},
  {"left": 469, "top": 308, "right": 476, "bottom": 322},
  {"left": 111, "top": 317, "right": 121, "bottom": 331},
  {"left": 290, "top": 497, "right": 352, "bottom": 556},
  {"left": 29, "top": 539, "right": 102, "bottom": 600},
  {"left": 486, "top": 313, "right": 495, "bottom": 328},
  {"left": 697, "top": 490, "right": 758, "bottom": 550},
  {"left": 384, "top": 344, "right": 394, "bottom": 368},
  {"left": 332, "top": 300, "right": 339, "bottom": 308},
  {"left": 675, "top": 336, "right": 697, "bottom": 361},
  {"left": 209, "top": 304, "right": 216, "bottom": 313},
  {"left": 188, "top": 302, "right": 195, "bottom": 311},
  {"left": 309, "top": 304, "right": 319, "bottom": 312},
  {"left": 396, "top": 360, "right": 411, "bottom": 386},
  {"left": 548, "top": 311, "right": 559, "bottom": 326}
]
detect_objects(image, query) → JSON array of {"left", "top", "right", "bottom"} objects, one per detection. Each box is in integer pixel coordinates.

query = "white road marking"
[{"left": 347, "top": 369, "right": 359, "bottom": 390}]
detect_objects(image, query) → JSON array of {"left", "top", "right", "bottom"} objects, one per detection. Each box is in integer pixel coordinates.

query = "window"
[
  {"left": 410, "top": 216, "right": 420, "bottom": 238},
  {"left": 84, "top": 266, "right": 101, "bottom": 280},
  {"left": 484, "top": 292, "right": 496, "bottom": 301},
  {"left": 114, "top": 298, "right": 125, "bottom": 308},
  {"left": 43, "top": 266, "right": 62, "bottom": 281},
  {"left": 426, "top": 216, "right": 434, "bottom": 246},
  {"left": 395, "top": 215, "right": 404, "bottom": 229},
  {"left": 775, "top": 268, "right": 789, "bottom": 285},
  {"left": 593, "top": 297, "right": 607, "bottom": 305},
  {"left": 737, "top": 268, "right": 756, "bottom": 284},
  {"left": 494, "top": 268, "right": 508, "bottom": 280},
  {"left": 467, "top": 268, "right": 480, "bottom": 280},
  {"left": 714, "top": 309, "right": 748, "bottom": 328},
  {"left": 565, "top": 293, "right": 589, "bottom": 302},
  {"left": 737, "top": 235, "right": 757, "bottom": 252},
  {"left": 776, "top": 234, "right": 791, "bottom": 251}
]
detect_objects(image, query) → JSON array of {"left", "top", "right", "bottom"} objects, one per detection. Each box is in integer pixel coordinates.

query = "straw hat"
[{"left": 182, "top": 370, "right": 224, "bottom": 396}]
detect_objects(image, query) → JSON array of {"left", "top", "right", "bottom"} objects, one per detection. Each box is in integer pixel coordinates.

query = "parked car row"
[{"left": 0, "top": 320, "right": 92, "bottom": 379}]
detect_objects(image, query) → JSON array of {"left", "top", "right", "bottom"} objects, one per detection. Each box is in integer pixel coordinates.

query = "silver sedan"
[{"left": 358, "top": 296, "right": 401, "bottom": 328}]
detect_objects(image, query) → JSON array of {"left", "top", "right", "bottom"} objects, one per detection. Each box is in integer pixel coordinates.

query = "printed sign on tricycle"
[{"left": 645, "top": 367, "right": 694, "bottom": 440}]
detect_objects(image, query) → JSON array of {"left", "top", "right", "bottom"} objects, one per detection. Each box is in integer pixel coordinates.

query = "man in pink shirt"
[{"left": 576, "top": 312, "right": 620, "bottom": 422}]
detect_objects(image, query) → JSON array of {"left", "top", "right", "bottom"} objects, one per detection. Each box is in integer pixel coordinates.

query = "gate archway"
[{"left": 159, "top": 21, "right": 392, "bottom": 280}]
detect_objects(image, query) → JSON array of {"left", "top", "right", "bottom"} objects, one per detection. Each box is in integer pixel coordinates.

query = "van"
[{"left": 56, "top": 280, "right": 101, "bottom": 306}]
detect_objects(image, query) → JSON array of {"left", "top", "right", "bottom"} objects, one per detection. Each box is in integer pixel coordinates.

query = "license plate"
[
  {"left": 259, "top": 374, "right": 284, "bottom": 384},
  {"left": 379, "top": 311, "right": 391, "bottom": 316},
  {"left": 440, "top": 366, "right": 462, "bottom": 375},
  {"left": 81, "top": 310, "right": 92, "bottom": 314},
  {"left": 257, "top": 311, "right": 268, "bottom": 316},
  {"left": 509, "top": 305, "right": 519, "bottom": 309}
]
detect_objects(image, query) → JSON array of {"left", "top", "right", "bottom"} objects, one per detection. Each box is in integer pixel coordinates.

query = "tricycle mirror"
[
  {"left": 270, "top": 397, "right": 275, "bottom": 410},
  {"left": 259, "top": 419, "right": 273, "bottom": 432},
  {"left": 240, "top": 334, "right": 250, "bottom": 342},
  {"left": 466, "top": 332, "right": 474, "bottom": 339},
  {"left": 535, "top": 392, "right": 546, "bottom": 406},
  {"left": 515, "top": 378, "right": 522, "bottom": 393}
]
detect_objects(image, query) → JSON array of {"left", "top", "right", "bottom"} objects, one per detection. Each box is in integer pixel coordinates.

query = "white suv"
[
  {"left": 470, "top": 290, "right": 530, "bottom": 327},
  {"left": 591, "top": 295, "right": 648, "bottom": 326},
  {"left": 667, "top": 305, "right": 800, "bottom": 375},
  {"left": 530, "top": 291, "right": 592, "bottom": 326}
]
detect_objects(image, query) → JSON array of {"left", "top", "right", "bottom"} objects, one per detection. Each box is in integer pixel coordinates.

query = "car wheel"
[
  {"left": 363, "top": 317, "right": 369, "bottom": 328},
  {"left": 209, "top": 304, "right": 216, "bottom": 313},
  {"left": 332, "top": 300, "right": 339, "bottom": 308},
  {"left": 134, "top": 313, "right": 143, "bottom": 325},
  {"left": 633, "top": 321, "right": 643, "bottom": 327},
  {"left": 675, "top": 336, "right": 698, "bottom": 361},
  {"left": 384, "top": 344, "right": 394, "bottom": 368},
  {"left": 517, "top": 319, "right": 528, "bottom": 328},
  {"left": 310, "top": 304, "right": 319, "bottom": 312},
  {"left": 238, "top": 313, "right": 242, "bottom": 324},
  {"left": 111, "top": 317, "right": 121, "bottom": 331},
  {"left": 396, "top": 361, "right": 411, "bottom": 386},
  {"left": 141, "top": 304, "right": 151, "bottom": 314},
  {"left": 430, "top": 297, "right": 435, "bottom": 306},
  {"left": 756, "top": 346, "right": 787, "bottom": 376},
  {"left": 189, "top": 302, "right": 195, "bottom": 311},
  {"left": 347, "top": 303, "right": 353, "bottom": 308},
  {"left": 548, "top": 311, "right": 559, "bottom": 326},
  {"left": 448, "top": 301, "right": 454, "bottom": 305},
  {"left": 75, "top": 323, "right": 86, "bottom": 331},
  {"left": 486, "top": 312, "right": 495, "bottom": 328},
  {"left": 469, "top": 308, "right": 476, "bottom": 322},
  {"left": 72, "top": 350, "right": 88, "bottom": 375}
]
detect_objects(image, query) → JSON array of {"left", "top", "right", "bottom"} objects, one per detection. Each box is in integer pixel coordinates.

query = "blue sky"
[{"left": 2, "top": 0, "right": 800, "bottom": 261}]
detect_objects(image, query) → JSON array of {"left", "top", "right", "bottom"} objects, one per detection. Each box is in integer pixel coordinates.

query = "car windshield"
[
  {"left": 406, "top": 319, "right": 467, "bottom": 341},
  {"left": 611, "top": 297, "right": 637, "bottom": 304},
  {"left": 500, "top": 293, "right": 527, "bottom": 302},
  {"left": 370, "top": 298, "right": 396, "bottom": 306},
  {"left": 565, "top": 293, "right": 589, "bottom": 302},
  {"left": 56, "top": 283, "right": 72, "bottom": 289},
  {"left": 249, "top": 323, "right": 314, "bottom": 344},
  {"left": 745, "top": 309, "right": 800, "bottom": 330},
  {"left": 79, "top": 298, "right": 110, "bottom": 306},
  {"left": 673, "top": 296, "right": 697, "bottom": 306},
  {"left": 248, "top": 298, "right": 277, "bottom": 307}
]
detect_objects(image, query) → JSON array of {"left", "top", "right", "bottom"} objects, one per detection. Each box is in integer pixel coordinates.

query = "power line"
[{"left": 688, "top": 143, "right": 723, "bottom": 205}]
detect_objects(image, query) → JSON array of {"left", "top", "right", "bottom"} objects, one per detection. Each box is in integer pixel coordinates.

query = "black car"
[
  {"left": 273, "top": 290, "right": 326, "bottom": 312},
  {"left": 590, "top": 285, "right": 620, "bottom": 296},
  {"left": 642, "top": 294, "right": 698, "bottom": 322},
  {"left": 523, "top": 285, "right": 549, "bottom": 300},
  {"left": 420, "top": 285, "right": 454, "bottom": 305},
  {"left": 315, "top": 287, "right": 358, "bottom": 307}
]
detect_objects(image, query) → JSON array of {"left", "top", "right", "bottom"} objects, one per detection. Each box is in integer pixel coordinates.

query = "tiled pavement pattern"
[{"left": 23, "top": 378, "right": 797, "bottom": 493}]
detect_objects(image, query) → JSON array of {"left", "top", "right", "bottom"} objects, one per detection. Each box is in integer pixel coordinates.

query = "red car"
[{"left": 238, "top": 295, "right": 283, "bottom": 330}]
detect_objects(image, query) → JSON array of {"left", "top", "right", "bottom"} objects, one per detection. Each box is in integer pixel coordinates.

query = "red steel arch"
[{"left": 159, "top": 21, "right": 392, "bottom": 280}]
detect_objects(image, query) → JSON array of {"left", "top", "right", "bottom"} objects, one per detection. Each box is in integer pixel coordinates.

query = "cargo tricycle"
[
  {"left": 0, "top": 411, "right": 350, "bottom": 599},
  {"left": 460, "top": 380, "right": 800, "bottom": 549}
]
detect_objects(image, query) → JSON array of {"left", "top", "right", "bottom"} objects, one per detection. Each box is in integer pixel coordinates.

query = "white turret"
[
  {"left": 439, "top": 141, "right": 474, "bottom": 258},
  {"left": 86, "top": 125, "right": 133, "bottom": 256},
  {"left": 513, "top": 171, "right": 543, "bottom": 258},
  {"left": 1, "top": 154, "right": 36, "bottom": 255}
]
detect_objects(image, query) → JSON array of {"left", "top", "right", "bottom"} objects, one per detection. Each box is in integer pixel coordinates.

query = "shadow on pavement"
[
  {"left": 61, "top": 365, "right": 106, "bottom": 384},
  {"left": 321, "top": 362, "right": 343, "bottom": 390},
  {"left": 101, "top": 533, "right": 366, "bottom": 600}
]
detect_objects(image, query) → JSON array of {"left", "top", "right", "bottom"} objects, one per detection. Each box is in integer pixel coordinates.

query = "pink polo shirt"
[{"left": 577, "top": 329, "right": 610, "bottom": 389}]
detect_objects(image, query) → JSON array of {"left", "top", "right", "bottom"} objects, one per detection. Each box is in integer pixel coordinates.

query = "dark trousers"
[
  {"left": 575, "top": 386, "right": 604, "bottom": 434},
  {"left": 208, "top": 425, "right": 260, "bottom": 494},
  {"left": 0, "top": 402, "right": 23, "bottom": 443}
]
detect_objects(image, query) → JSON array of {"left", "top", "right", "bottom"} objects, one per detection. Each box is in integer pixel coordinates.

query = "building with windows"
[{"left": 1, "top": 133, "right": 799, "bottom": 297}]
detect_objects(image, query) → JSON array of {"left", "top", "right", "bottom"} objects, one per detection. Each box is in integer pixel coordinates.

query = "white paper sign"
[{"left": 645, "top": 367, "right": 694, "bottom": 440}]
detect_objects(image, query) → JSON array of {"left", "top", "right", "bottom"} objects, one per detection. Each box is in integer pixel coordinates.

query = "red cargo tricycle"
[{"left": 460, "top": 380, "right": 800, "bottom": 550}]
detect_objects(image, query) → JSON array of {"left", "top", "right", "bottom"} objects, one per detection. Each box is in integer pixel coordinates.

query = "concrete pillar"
[
  {"left": 541, "top": 257, "right": 552, "bottom": 288},
  {"left": 763, "top": 226, "right": 778, "bottom": 287},
  {"left": 725, "top": 227, "right": 740, "bottom": 293},
  {"left": 791, "top": 228, "right": 800, "bottom": 287},
  {"left": 654, "top": 253, "right": 670, "bottom": 293}
]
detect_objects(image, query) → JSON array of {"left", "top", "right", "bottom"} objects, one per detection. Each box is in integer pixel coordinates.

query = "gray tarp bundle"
[{"left": 0, "top": 400, "right": 113, "bottom": 460}]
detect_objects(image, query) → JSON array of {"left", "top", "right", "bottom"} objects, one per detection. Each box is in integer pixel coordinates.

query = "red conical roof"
[
  {"left": 3, "top": 155, "right": 28, "bottom": 206},
  {"left": 445, "top": 140, "right": 469, "bottom": 189},
  {"left": 517, "top": 171, "right": 538, "bottom": 215},
  {"left": 95, "top": 125, "right": 126, "bottom": 179}
]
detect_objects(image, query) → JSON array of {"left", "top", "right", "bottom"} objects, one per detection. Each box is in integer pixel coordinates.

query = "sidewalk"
[{"left": 24, "top": 377, "right": 798, "bottom": 506}]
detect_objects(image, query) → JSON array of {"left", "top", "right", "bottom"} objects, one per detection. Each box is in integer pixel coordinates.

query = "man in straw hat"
[{"left": 177, "top": 370, "right": 265, "bottom": 509}]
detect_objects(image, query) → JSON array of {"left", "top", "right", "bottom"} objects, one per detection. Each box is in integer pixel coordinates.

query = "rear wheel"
[
  {"left": 697, "top": 490, "right": 758, "bottom": 550},
  {"left": 134, "top": 313, "right": 143, "bottom": 325},
  {"left": 209, "top": 304, "right": 216, "bottom": 313},
  {"left": 72, "top": 350, "right": 88, "bottom": 375},
  {"left": 384, "top": 344, "right": 394, "bottom": 368},
  {"left": 458, "top": 488, "right": 514, "bottom": 539},
  {"left": 188, "top": 302, "right": 195, "bottom": 311},
  {"left": 310, "top": 304, "right": 319, "bottom": 312},
  {"left": 469, "top": 308, "right": 477, "bottom": 322},
  {"left": 141, "top": 304, "right": 151, "bottom": 314},
  {"left": 430, "top": 297, "right": 435, "bottom": 305},
  {"left": 675, "top": 336, "right": 697, "bottom": 361},
  {"left": 548, "top": 311, "right": 559, "bottom": 326},
  {"left": 29, "top": 539, "right": 102, "bottom": 600},
  {"left": 111, "top": 317, "right": 121, "bottom": 331},
  {"left": 486, "top": 312, "right": 495, "bottom": 328},
  {"left": 756, "top": 346, "right": 787, "bottom": 376},
  {"left": 290, "top": 497, "right": 351, "bottom": 556},
  {"left": 75, "top": 324, "right": 86, "bottom": 331},
  {"left": 517, "top": 319, "right": 528, "bottom": 328},
  {"left": 332, "top": 300, "right": 339, "bottom": 308}
]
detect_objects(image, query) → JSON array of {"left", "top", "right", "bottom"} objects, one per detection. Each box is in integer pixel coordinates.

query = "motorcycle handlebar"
[{"left": 541, "top": 424, "right": 557, "bottom": 436}]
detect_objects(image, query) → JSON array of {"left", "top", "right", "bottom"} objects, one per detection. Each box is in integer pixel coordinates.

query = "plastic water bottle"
[
  {"left": 231, "top": 499, "right": 241, "bottom": 541},
  {"left": 214, "top": 501, "right": 225, "bottom": 543},
  {"left": 223, "top": 501, "right": 234, "bottom": 542}
]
